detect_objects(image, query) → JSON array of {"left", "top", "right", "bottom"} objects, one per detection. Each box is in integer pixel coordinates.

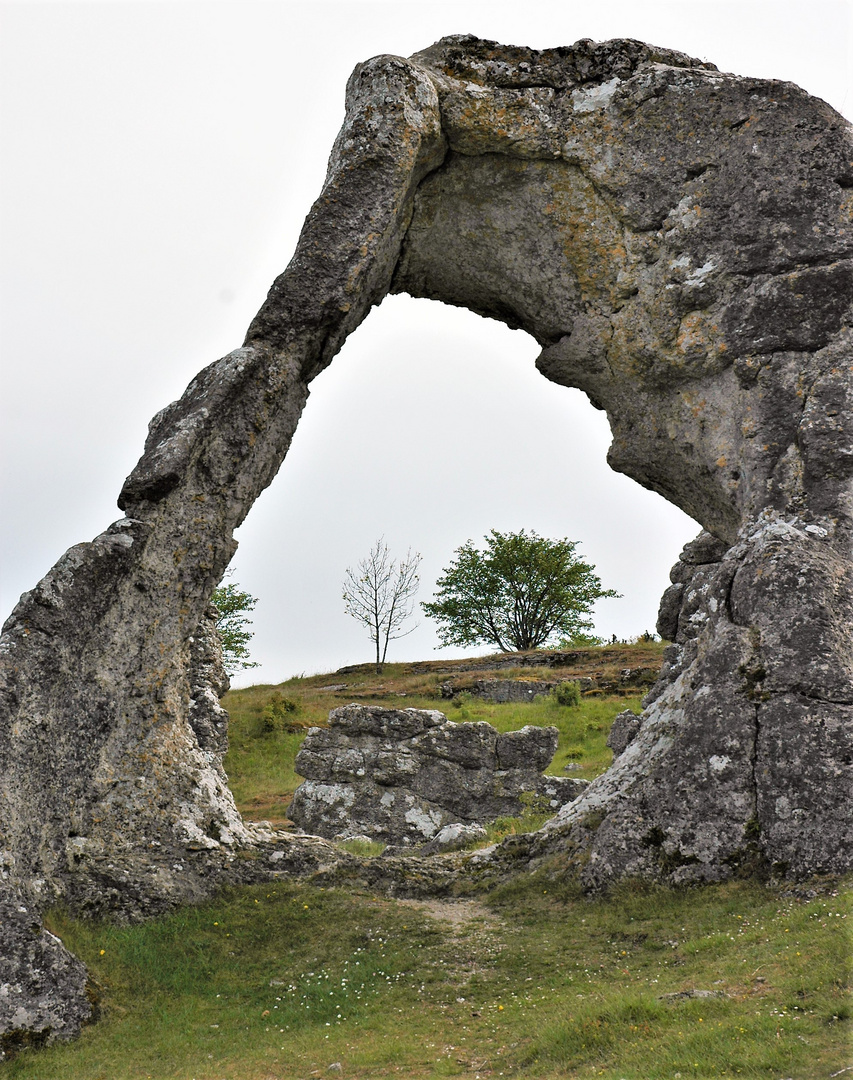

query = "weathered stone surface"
[
  {"left": 290, "top": 705, "right": 585, "bottom": 844},
  {"left": 606, "top": 711, "right": 642, "bottom": 757},
  {"left": 0, "top": 889, "right": 92, "bottom": 1058},
  {"left": 1, "top": 33, "right": 851, "bottom": 1043},
  {"left": 441, "top": 678, "right": 557, "bottom": 703},
  {"left": 535, "top": 514, "right": 853, "bottom": 886},
  {"left": 188, "top": 604, "right": 231, "bottom": 754},
  {"left": 420, "top": 822, "right": 488, "bottom": 854},
  {"left": 439, "top": 668, "right": 656, "bottom": 701},
  {"left": 538, "top": 776, "right": 589, "bottom": 810},
  {"left": 495, "top": 725, "right": 556, "bottom": 772}
]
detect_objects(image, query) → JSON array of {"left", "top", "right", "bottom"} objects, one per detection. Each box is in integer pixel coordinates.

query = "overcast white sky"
[{"left": 2, "top": 1, "right": 851, "bottom": 685}]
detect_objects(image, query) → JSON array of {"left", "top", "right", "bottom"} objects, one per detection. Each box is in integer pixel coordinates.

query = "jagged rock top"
[
  {"left": 298, "top": 704, "right": 559, "bottom": 776},
  {"left": 411, "top": 35, "right": 716, "bottom": 89}
]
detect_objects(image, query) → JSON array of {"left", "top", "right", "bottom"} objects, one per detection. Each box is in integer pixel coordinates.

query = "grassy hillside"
[
  {"left": 18, "top": 877, "right": 852, "bottom": 1079},
  {"left": 221, "top": 642, "right": 663, "bottom": 830},
  {"left": 7, "top": 645, "right": 852, "bottom": 1079}
]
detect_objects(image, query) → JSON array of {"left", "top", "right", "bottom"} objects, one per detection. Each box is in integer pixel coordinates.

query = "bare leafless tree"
[{"left": 343, "top": 539, "right": 422, "bottom": 672}]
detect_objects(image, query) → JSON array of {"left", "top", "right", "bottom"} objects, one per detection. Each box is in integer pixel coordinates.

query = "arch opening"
[
  {"left": 1, "top": 35, "right": 851, "bottom": 948},
  {"left": 230, "top": 293, "right": 699, "bottom": 684}
]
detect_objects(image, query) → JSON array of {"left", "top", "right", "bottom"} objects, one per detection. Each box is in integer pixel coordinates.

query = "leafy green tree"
[
  {"left": 343, "top": 539, "right": 421, "bottom": 672},
  {"left": 211, "top": 578, "right": 259, "bottom": 676},
  {"left": 422, "top": 529, "right": 619, "bottom": 653}
]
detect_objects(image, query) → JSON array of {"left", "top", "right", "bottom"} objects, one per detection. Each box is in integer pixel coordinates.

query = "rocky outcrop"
[
  {"left": 289, "top": 705, "right": 586, "bottom": 844},
  {"left": 420, "top": 822, "right": 489, "bottom": 854},
  {"left": 0, "top": 891, "right": 93, "bottom": 1060},
  {"left": 1, "top": 33, "right": 851, "bottom": 1047},
  {"left": 439, "top": 669, "right": 657, "bottom": 701},
  {"left": 441, "top": 678, "right": 558, "bottom": 702},
  {"left": 532, "top": 518, "right": 853, "bottom": 886},
  {"left": 605, "top": 710, "right": 642, "bottom": 758}
]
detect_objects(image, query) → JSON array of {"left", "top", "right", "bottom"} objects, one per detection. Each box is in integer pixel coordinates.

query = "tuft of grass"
[
  {"left": 336, "top": 838, "right": 386, "bottom": 858},
  {"left": 482, "top": 792, "right": 557, "bottom": 844}
]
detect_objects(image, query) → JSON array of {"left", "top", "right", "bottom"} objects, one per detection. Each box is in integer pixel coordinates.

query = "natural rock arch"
[{"left": 1, "top": 34, "right": 851, "bottom": 1046}]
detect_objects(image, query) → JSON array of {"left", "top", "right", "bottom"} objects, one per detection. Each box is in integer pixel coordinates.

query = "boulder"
[
  {"left": 420, "top": 823, "right": 489, "bottom": 854},
  {"left": 289, "top": 705, "right": 585, "bottom": 844},
  {"left": 606, "top": 711, "right": 642, "bottom": 757},
  {"left": 0, "top": 888, "right": 92, "bottom": 1059}
]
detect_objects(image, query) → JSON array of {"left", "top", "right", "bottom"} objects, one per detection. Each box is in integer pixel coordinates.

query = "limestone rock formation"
[
  {"left": 1, "top": 33, "right": 852, "bottom": 1048},
  {"left": 439, "top": 668, "right": 657, "bottom": 701},
  {"left": 441, "top": 678, "right": 558, "bottom": 703},
  {"left": 289, "top": 704, "right": 585, "bottom": 844},
  {"left": 605, "top": 710, "right": 642, "bottom": 758}
]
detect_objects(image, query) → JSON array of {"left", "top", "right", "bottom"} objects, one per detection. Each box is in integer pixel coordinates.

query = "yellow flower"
[{"left": 99, "top": 949, "right": 105, "bottom": 956}]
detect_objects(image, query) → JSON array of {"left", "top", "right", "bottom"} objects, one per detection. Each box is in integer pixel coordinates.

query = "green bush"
[
  {"left": 261, "top": 692, "right": 300, "bottom": 734},
  {"left": 552, "top": 680, "right": 582, "bottom": 707},
  {"left": 449, "top": 690, "right": 476, "bottom": 719}
]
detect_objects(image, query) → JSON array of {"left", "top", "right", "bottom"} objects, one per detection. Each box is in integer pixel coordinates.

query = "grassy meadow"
[{"left": 7, "top": 646, "right": 852, "bottom": 1079}]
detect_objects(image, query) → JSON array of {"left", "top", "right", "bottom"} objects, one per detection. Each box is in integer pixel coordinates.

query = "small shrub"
[
  {"left": 552, "top": 680, "right": 582, "bottom": 707},
  {"left": 450, "top": 690, "right": 476, "bottom": 719},
  {"left": 261, "top": 693, "right": 300, "bottom": 734}
]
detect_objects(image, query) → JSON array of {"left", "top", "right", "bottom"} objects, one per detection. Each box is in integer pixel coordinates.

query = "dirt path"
[{"left": 395, "top": 897, "right": 500, "bottom": 933}]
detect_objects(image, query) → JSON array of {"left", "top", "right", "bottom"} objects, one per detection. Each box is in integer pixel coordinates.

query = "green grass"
[
  {"left": 335, "top": 837, "right": 386, "bottom": 857},
  {"left": 10, "top": 876, "right": 850, "bottom": 1079}
]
